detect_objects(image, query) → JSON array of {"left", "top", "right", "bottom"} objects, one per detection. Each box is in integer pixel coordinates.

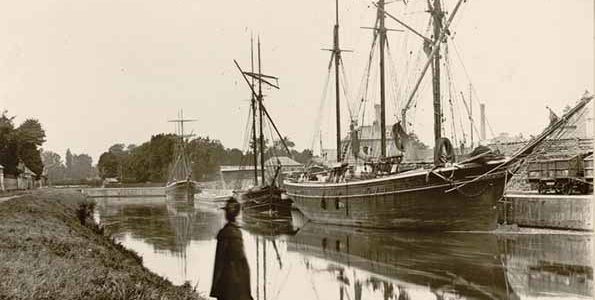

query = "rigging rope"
[
  {"left": 386, "top": 41, "right": 403, "bottom": 122},
  {"left": 339, "top": 59, "right": 355, "bottom": 120},
  {"left": 450, "top": 38, "right": 496, "bottom": 139},
  {"left": 240, "top": 102, "right": 254, "bottom": 164},
  {"left": 444, "top": 59, "right": 459, "bottom": 147},
  {"left": 401, "top": 17, "right": 433, "bottom": 125},
  {"left": 310, "top": 68, "right": 333, "bottom": 154},
  {"left": 356, "top": 31, "right": 379, "bottom": 127}
]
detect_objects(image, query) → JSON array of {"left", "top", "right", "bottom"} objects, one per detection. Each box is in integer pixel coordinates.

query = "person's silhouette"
[{"left": 210, "top": 197, "right": 253, "bottom": 300}]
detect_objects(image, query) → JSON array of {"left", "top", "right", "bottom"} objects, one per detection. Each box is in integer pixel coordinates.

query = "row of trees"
[
  {"left": 41, "top": 149, "right": 97, "bottom": 183},
  {"left": 96, "top": 134, "right": 313, "bottom": 183},
  {"left": 0, "top": 111, "right": 45, "bottom": 177}
]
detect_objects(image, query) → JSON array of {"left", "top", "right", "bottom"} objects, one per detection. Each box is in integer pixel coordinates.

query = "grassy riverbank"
[{"left": 0, "top": 189, "right": 206, "bottom": 300}]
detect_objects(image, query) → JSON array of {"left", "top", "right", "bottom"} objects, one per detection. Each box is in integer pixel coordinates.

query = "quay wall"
[
  {"left": 503, "top": 193, "right": 593, "bottom": 231},
  {"left": 83, "top": 187, "right": 165, "bottom": 198}
]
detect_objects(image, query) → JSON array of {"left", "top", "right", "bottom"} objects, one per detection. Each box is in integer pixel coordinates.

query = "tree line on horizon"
[
  {"left": 97, "top": 133, "right": 313, "bottom": 183},
  {"left": 41, "top": 149, "right": 98, "bottom": 184}
]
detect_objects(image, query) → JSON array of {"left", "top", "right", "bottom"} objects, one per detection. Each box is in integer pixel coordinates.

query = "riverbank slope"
[{"left": 0, "top": 189, "right": 206, "bottom": 300}]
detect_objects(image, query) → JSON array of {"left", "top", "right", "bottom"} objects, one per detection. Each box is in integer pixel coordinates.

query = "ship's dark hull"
[
  {"left": 165, "top": 180, "right": 198, "bottom": 202},
  {"left": 237, "top": 185, "right": 292, "bottom": 219},
  {"left": 284, "top": 161, "right": 510, "bottom": 231}
]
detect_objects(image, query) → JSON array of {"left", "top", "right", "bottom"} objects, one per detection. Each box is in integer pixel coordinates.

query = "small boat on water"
[
  {"left": 194, "top": 189, "right": 233, "bottom": 210},
  {"left": 235, "top": 184, "right": 292, "bottom": 219},
  {"left": 283, "top": 0, "right": 593, "bottom": 231},
  {"left": 165, "top": 111, "right": 199, "bottom": 201},
  {"left": 232, "top": 37, "right": 293, "bottom": 219},
  {"left": 165, "top": 178, "right": 198, "bottom": 201}
]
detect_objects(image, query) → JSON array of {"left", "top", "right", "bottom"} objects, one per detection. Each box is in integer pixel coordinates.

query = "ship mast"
[
  {"left": 251, "top": 36, "right": 259, "bottom": 186},
  {"left": 167, "top": 110, "right": 197, "bottom": 178},
  {"left": 234, "top": 40, "right": 284, "bottom": 185},
  {"left": 378, "top": 0, "right": 387, "bottom": 158},
  {"left": 431, "top": 0, "right": 444, "bottom": 145},
  {"left": 333, "top": 0, "right": 342, "bottom": 162},
  {"left": 376, "top": 0, "right": 465, "bottom": 143},
  {"left": 167, "top": 110, "right": 197, "bottom": 144},
  {"left": 258, "top": 37, "right": 266, "bottom": 182}
]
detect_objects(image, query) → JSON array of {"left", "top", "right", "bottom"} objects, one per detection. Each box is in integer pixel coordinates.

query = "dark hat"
[{"left": 221, "top": 197, "right": 240, "bottom": 212}]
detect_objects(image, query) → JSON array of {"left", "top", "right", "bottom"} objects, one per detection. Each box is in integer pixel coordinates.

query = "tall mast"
[
  {"left": 333, "top": 0, "right": 342, "bottom": 162},
  {"left": 431, "top": 0, "right": 444, "bottom": 145},
  {"left": 167, "top": 110, "right": 197, "bottom": 177},
  {"left": 251, "top": 36, "right": 259, "bottom": 185},
  {"left": 167, "top": 110, "right": 197, "bottom": 142},
  {"left": 258, "top": 37, "right": 266, "bottom": 182},
  {"left": 469, "top": 83, "right": 473, "bottom": 148},
  {"left": 180, "top": 109, "right": 184, "bottom": 141},
  {"left": 378, "top": 0, "right": 387, "bottom": 158}
]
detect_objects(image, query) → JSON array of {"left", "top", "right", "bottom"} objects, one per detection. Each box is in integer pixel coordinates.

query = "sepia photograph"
[{"left": 0, "top": 0, "right": 592, "bottom": 299}]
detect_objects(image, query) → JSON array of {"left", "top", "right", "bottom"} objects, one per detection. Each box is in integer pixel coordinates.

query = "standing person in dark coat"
[{"left": 210, "top": 197, "right": 253, "bottom": 300}]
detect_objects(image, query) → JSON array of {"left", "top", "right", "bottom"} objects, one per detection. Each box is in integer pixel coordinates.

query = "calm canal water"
[{"left": 94, "top": 196, "right": 593, "bottom": 300}]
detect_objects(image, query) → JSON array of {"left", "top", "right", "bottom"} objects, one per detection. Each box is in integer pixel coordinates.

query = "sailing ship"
[
  {"left": 232, "top": 37, "right": 292, "bottom": 219},
  {"left": 165, "top": 111, "right": 199, "bottom": 201},
  {"left": 283, "top": 0, "right": 593, "bottom": 231}
]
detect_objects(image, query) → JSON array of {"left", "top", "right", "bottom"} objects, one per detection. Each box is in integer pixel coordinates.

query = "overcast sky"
[{"left": 0, "top": 0, "right": 592, "bottom": 163}]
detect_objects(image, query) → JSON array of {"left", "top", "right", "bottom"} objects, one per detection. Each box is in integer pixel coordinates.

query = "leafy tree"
[
  {"left": 0, "top": 114, "right": 45, "bottom": 177},
  {"left": 16, "top": 119, "right": 45, "bottom": 146},
  {"left": 18, "top": 145, "right": 43, "bottom": 176},
  {"left": 108, "top": 143, "right": 127, "bottom": 157},
  {"left": 269, "top": 136, "right": 295, "bottom": 157},
  {"left": 65, "top": 149, "right": 73, "bottom": 171},
  {"left": 273, "top": 136, "right": 295, "bottom": 149},
  {"left": 97, "top": 151, "right": 119, "bottom": 179},
  {"left": 0, "top": 111, "right": 17, "bottom": 174},
  {"left": 71, "top": 153, "right": 95, "bottom": 179},
  {"left": 96, "top": 132, "right": 310, "bottom": 183},
  {"left": 97, "top": 143, "right": 135, "bottom": 180},
  {"left": 222, "top": 148, "right": 245, "bottom": 165},
  {"left": 187, "top": 137, "right": 225, "bottom": 181},
  {"left": 249, "top": 137, "right": 269, "bottom": 156},
  {"left": 124, "top": 134, "right": 177, "bottom": 182},
  {"left": 291, "top": 149, "right": 314, "bottom": 164},
  {"left": 41, "top": 150, "right": 66, "bottom": 182}
]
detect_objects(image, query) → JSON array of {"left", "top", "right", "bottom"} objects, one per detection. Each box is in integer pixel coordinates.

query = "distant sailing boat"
[
  {"left": 283, "top": 0, "right": 592, "bottom": 231},
  {"left": 233, "top": 37, "right": 292, "bottom": 219},
  {"left": 165, "top": 110, "right": 199, "bottom": 201}
]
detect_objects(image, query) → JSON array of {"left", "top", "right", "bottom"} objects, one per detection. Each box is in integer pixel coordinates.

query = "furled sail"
[
  {"left": 350, "top": 121, "right": 360, "bottom": 159},
  {"left": 391, "top": 121, "right": 409, "bottom": 152}
]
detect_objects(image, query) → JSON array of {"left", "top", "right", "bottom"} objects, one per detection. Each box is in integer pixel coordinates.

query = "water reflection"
[
  {"left": 501, "top": 234, "right": 593, "bottom": 298},
  {"left": 94, "top": 197, "right": 592, "bottom": 300},
  {"left": 289, "top": 223, "right": 517, "bottom": 299}
]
